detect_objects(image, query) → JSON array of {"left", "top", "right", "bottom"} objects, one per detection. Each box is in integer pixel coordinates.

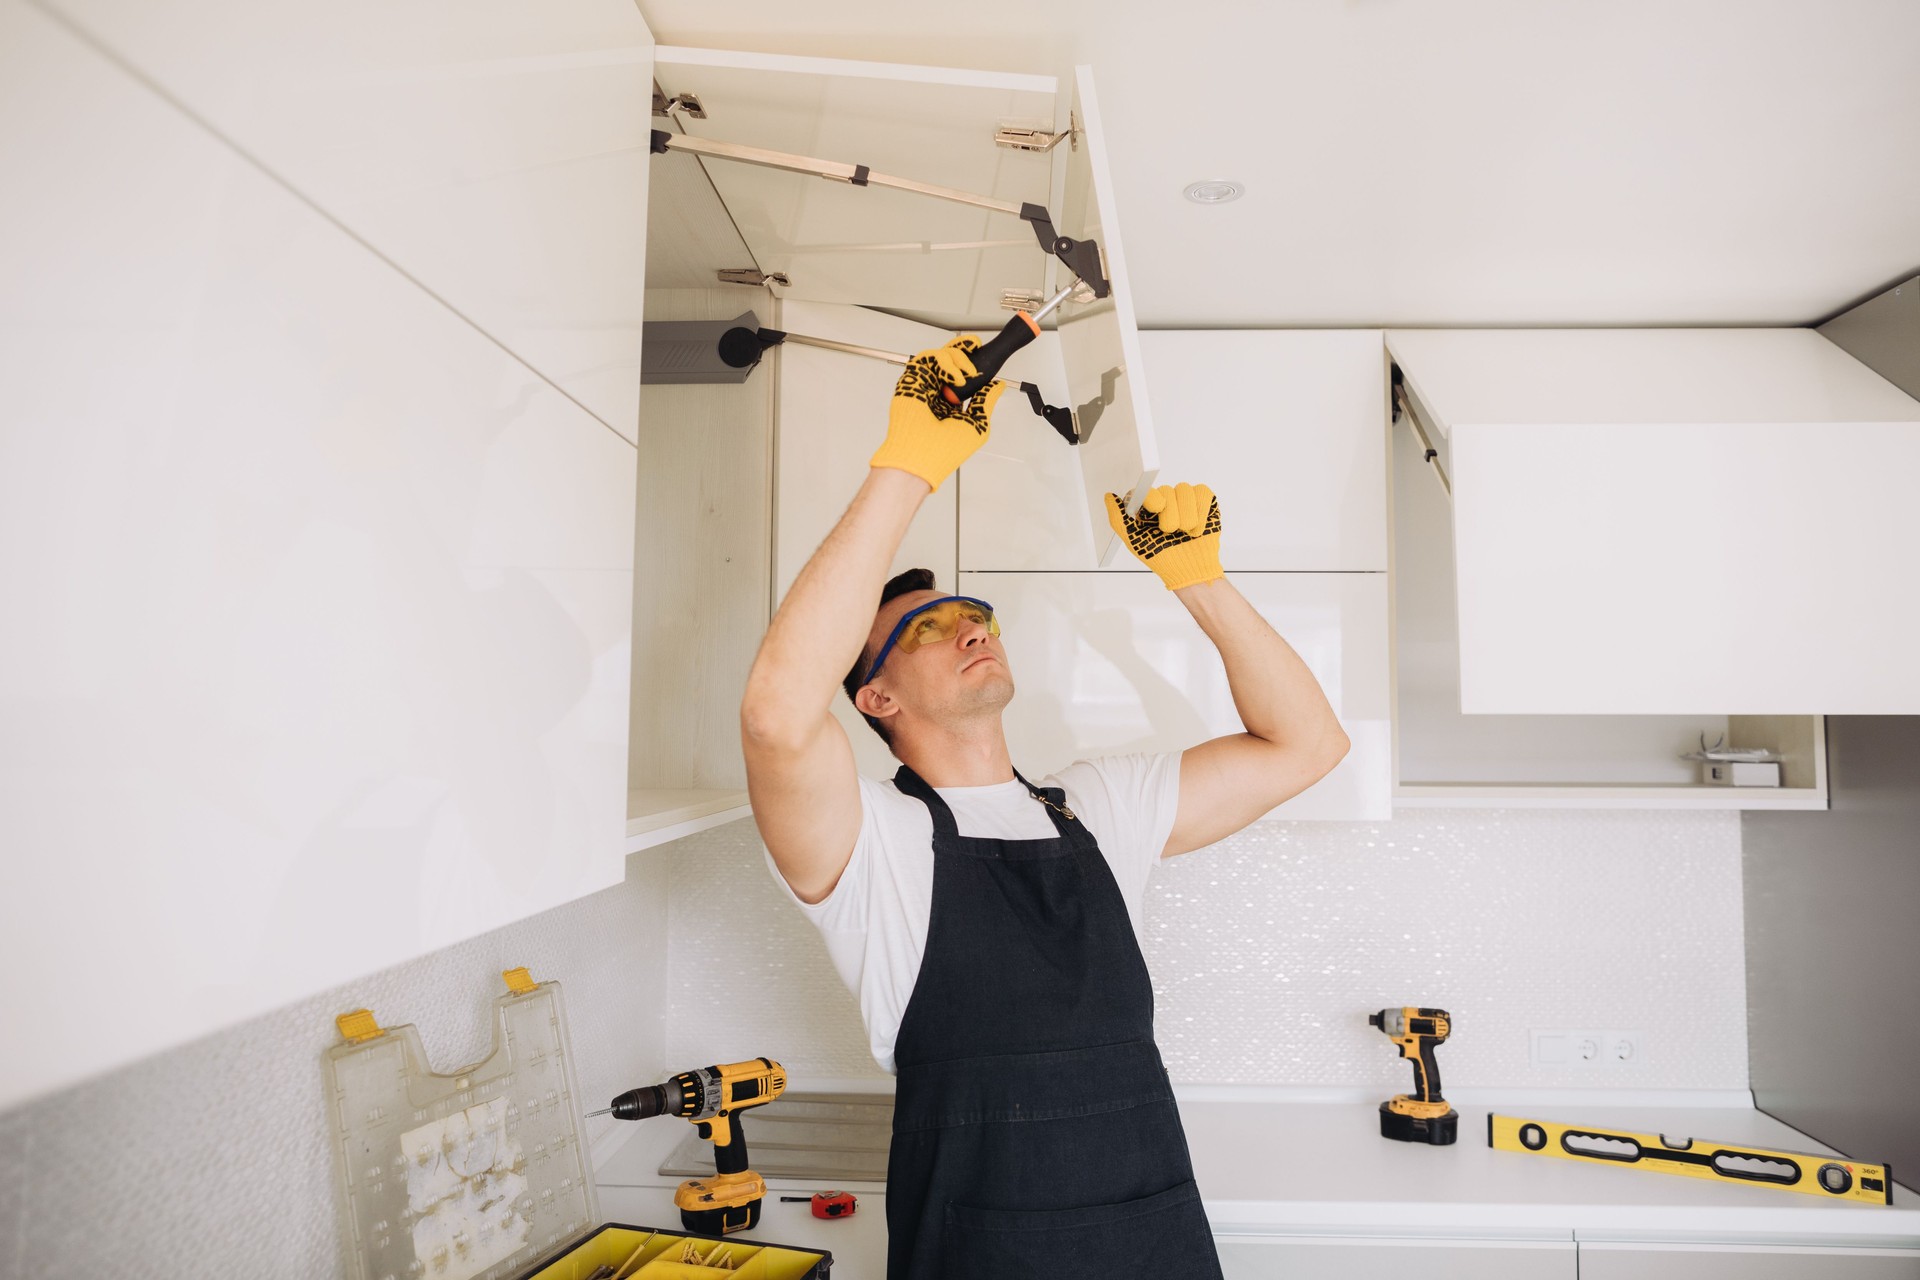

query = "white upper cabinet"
[
  {"left": 651, "top": 51, "right": 1158, "bottom": 568},
  {"left": 1, "top": 0, "right": 636, "bottom": 1109},
  {"left": 1386, "top": 329, "right": 1920, "bottom": 715},
  {"left": 43, "top": 0, "right": 657, "bottom": 438},
  {"left": 963, "top": 331, "right": 1389, "bottom": 572}
]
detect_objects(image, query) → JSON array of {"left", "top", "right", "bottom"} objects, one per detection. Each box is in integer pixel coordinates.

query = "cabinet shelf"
[
  {"left": 626, "top": 789, "right": 752, "bottom": 852},
  {"left": 1394, "top": 782, "right": 1830, "bottom": 810}
]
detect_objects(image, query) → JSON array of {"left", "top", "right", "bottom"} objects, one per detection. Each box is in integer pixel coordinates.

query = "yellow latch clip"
[
  {"left": 335, "top": 1009, "right": 384, "bottom": 1044},
  {"left": 502, "top": 967, "right": 538, "bottom": 995}
]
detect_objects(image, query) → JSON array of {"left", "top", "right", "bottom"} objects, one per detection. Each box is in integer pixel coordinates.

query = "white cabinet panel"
[
  {"left": 47, "top": 0, "right": 657, "bottom": 438},
  {"left": 1385, "top": 329, "right": 1920, "bottom": 436},
  {"left": 1579, "top": 1242, "right": 1920, "bottom": 1279},
  {"left": 1449, "top": 421, "right": 1920, "bottom": 714},
  {"left": 1060, "top": 67, "right": 1161, "bottom": 566},
  {"left": 1218, "top": 1235, "right": 1575, "bottom": 1279},
  {"left": 963, "top": 331, "right": 1387, "bottom": 572},
  {"left": 653, "top": 47, "right": 1056, "bottom": 325},
  {"left": 959, "top": 573, "right": 1390, "bottom": 820},
  {"left": 0, "top": 1, "right": 634, "bottom": 1109}
]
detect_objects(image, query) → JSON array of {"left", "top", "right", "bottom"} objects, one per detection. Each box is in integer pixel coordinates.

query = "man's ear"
[{"left": 854, "top": 683, "right": 897, "bottom": 722}]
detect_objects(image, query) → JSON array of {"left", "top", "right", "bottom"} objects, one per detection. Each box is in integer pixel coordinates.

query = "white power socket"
[{"left": 1530, "top": 1029, "right": 1645, "bottom": 1067}]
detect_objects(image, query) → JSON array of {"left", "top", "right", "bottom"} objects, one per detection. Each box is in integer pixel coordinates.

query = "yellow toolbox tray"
[{"left": 515, "top": 1223, "right": 829, "bottom": 1280}]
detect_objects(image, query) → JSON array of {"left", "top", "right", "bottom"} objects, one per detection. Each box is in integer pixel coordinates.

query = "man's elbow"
[{"left": 740, "top": 698, "right": 813, "bottom": 756}]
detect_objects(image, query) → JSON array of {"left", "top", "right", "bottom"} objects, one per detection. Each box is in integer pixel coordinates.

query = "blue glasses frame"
[{"left": 861, "top": 595, "right": 997, "bottom": 687}]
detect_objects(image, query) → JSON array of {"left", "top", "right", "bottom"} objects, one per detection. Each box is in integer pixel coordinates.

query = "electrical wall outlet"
[{"left": 1531, "top": 1029, "right": 1646, "bottom": 1068}]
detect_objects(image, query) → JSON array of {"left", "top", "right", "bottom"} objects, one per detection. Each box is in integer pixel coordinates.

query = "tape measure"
[{"left": 1489, "top": 1113, "right": 1893, "bottom": 1205}]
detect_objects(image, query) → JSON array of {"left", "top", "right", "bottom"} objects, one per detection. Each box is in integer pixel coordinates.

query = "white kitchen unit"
[
  {"left": 963, "top": 330, "right": 1390, "bottom": 573},
  {"left": 1215, "top": 1235, "right": 1576, "bottom": 1279},
  {"left": 0, "top": 0, "right": 644, "bottom": 1109},
  {"left": 960, "top": 572, "right": 1392, "bottom": 819},
  {"left": 1386, "top": 328, "right": 1920, "bottom": 716},
  {"left": 1578, "top": 1242, "right": 1920, "bottom": 1278},
  {"left": 43, "top": 0, "right": 658, "bottom": 437},
  {"left": 1390, "top": 403, "right": 1829, "bottom": 808}
]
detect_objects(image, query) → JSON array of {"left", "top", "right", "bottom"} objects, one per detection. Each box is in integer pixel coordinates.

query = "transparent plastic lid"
[{"left": 327, "top": 974, "right": 599, "bottom": 1280}]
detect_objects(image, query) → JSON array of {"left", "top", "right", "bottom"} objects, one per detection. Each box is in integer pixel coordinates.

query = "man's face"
[{"left": 856, "top": 589, "right": 1014, "bottom": 732}]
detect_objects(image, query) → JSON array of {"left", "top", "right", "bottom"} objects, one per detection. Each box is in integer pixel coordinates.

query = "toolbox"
[{"left": 326, "top": 968, "right": 832, "bottom": 1280}]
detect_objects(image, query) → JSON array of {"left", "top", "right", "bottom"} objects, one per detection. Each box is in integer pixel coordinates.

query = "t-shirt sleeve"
[
  {"left": 1049, "top": 750, "right": 1184, "bottom": 910},
  {"left": 759, "top": 774, "right": 887, "bottom": 929}
]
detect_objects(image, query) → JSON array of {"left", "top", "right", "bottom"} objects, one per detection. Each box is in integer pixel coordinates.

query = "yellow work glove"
[
  {"left": 869, "top": 336, "right": 1009, "bottom": 491},
  {"left": 1104, "top": 482, "right": 1224, "bottom": 590}
]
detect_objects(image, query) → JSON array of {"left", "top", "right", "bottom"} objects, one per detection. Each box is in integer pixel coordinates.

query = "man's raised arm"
[
  {"left": 1103, "top": 482, "right": 1351, "bottom": 858},
  {"left": 740, "top": 341, "right": 1005, "bottom": 903}
]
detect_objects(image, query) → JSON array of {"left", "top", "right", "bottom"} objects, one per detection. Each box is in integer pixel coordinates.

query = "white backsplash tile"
[{"left": 667, "top": 808, "right": 1747, "bottom": 1091}]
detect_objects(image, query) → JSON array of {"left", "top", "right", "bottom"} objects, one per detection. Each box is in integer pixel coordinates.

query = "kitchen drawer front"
[
  {"left": 1216, "top": 1234, "right": 1575, "bottom": 1279},
  {"left": 1579, "top": 1242, "right": 1920, "bottom": 1279}
]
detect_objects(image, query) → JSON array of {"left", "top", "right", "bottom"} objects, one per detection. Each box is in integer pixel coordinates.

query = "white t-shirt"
[{"left": 763, "top": 752, "right": 1185, "bottom": 1074}]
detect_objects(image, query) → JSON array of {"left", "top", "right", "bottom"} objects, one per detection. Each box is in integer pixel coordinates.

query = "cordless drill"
[
  {"left": 589, "top": 1058, "right": 787, "bottom": 1234},
  {"left": 1369, "top": 1007, "right": 1458, "bottom": 1145}
]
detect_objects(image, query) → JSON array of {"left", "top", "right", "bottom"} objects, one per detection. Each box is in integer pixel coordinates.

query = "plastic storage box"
[{"left": 325, "top": 968, "right": 830, "bottom": 1280}]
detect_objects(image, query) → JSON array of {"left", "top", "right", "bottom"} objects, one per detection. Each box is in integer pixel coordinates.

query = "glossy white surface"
[
  {"left": 0, "top": 0, "right": 635, "bottom": 1109},
  {"left": 1449, "top": 421, "right": 1920, "bottom": 714},
  {"left": 964, "top": 330, "right": 1390, "bottom": 571},
  {"left": 1059, "top": 67, "right": 1161, "bottom": 565},
  {"left": 1386, "top": 328, "right": 1920, "bottom": 436},
  {"left": 959, "top": 572, "right": 1391, "bottom": 819},
  {"left": 46, "top": 0, "right": 657, "bottom": 439},
  {"left": 654, "top": 46, "right": 1057, "bottom": 326}
]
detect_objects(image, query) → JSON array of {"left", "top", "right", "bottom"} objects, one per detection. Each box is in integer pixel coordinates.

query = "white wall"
[
  {"left": 666, "top": 809, "right": 1748, "bottom": 1091},
  {"left": 0, "top": 856, "right": 669, "bottom": 1280}
]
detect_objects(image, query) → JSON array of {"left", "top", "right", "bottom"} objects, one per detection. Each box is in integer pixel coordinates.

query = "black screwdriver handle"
[{"left": 941, "top": 312, "right": 1040, "bottom": 406}]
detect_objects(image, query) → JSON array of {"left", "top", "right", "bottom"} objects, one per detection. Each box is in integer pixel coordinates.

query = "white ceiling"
[{"left": 632, "top": 0, "right": 1920, "bottom": 328}]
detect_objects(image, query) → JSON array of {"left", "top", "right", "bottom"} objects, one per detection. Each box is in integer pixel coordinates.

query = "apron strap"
[{"left": 892, "top": 765, "right": 961, "bottom": 839}]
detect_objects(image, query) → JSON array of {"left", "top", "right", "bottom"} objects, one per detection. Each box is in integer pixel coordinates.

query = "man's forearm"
[
  {"left": 1173, "top": 576, "right": 1349, "bottom": 754},
  {"left": 741, "top": 467, "right": 929, "bottom": 744}
]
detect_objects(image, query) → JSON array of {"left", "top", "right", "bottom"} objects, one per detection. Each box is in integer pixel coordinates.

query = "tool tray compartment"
[{"left": 514, "top": 1224, "right": 829, "bottom": 1280}]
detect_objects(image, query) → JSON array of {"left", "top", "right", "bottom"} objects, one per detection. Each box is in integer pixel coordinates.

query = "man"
[{"left": 740, "top": 337, "right": 1350, "bottom": 1278}]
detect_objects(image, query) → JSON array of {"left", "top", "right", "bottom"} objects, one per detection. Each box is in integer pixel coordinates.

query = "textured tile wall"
[
  {"left": 666, "top": 809, "right": 1750, "bottom": 1091},
  {"left": 0, "top": 853, "right": 669, "bottom": 1280}
]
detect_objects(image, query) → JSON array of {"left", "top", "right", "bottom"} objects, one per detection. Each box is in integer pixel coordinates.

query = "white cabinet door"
[
  {"left": 1386, "top": 328, "right": 1920, "bottom": 714},
  {"left": 958, "top": 573, "right": 1390, "bottom": 820},
  {"left": 47, "top": 0, "right": 658, "bottom": 438},
  {"left": 1, "top": 0, "right": 635, "bottom": 1110},
  {"left": 1579, "top": 1242, "right": 1920, "bottom": 1279},
  {"left": 1216, "top": 1235, "right": 1576, "bottom": 1279},
  {"left": 962, "top": 331, "right": 1389, "bottom": 572}
]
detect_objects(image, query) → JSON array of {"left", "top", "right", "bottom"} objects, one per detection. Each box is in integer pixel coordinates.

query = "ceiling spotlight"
[{"left": 1183, "top": 180, "right": 1244, "bottom": 205}]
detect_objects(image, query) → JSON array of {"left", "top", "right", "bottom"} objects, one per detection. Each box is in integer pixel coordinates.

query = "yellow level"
[{"left": 1489, "top": 1113, "right": 1893, "bottom": 1206}]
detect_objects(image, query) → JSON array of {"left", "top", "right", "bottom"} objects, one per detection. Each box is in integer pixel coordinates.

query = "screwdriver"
[{"left": 940, "top": 279, "right": 1079, "bottom": 407}]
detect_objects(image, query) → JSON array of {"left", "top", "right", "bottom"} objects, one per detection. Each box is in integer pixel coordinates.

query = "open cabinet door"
[{"left": 1058, "top": 66, "right": 1161, "bottom": 566}]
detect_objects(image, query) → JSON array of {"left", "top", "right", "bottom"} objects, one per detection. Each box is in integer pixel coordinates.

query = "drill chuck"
[{"left": 604, "top": 1083, "right": 671, "bottom": 1122}]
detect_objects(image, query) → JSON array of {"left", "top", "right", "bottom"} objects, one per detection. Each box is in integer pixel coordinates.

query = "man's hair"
[{"left": 843, "top": 567, "right": 937, "bottom": 746}]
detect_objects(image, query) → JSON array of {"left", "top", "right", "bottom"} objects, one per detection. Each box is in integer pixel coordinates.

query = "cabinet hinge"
[
  {"left": 717, "top": 269, "right": 791, "bottom": 288},
  {"left": 995, "top": 123, "right": 1075, "bottom": 153},
  {"left": 653, "top": 90, "right": 706, "bottom": 119},
  {"left": 1001, "top": 288, "right": 1044, "bottom": 312}
]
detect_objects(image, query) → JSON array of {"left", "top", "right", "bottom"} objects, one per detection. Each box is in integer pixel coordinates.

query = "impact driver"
[
  {"left": 1369, "top": 1007, "right": 1458, "bottom": 1144},
  {"left": 590, "top": 1057, "right": 787, "bottom": 1234}
]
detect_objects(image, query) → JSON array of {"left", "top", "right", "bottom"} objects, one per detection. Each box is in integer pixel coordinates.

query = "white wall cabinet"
[
  {"left": 1216, "top": 1235, "right": 1576, "bottom": 1279},
  {"left": 1, "top": 0, "right": 645, "bottom": 1109},
  {"left": 1386, "top": 328, "right": 1920, "bottom": 715},
  {"left": 958, "top": 572, "right": 1391, "bottom": 819}
]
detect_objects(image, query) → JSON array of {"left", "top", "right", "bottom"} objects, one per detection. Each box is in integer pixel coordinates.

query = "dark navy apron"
[{"left": 883, "top": 764, "right": 1224, "bottom": 1280}]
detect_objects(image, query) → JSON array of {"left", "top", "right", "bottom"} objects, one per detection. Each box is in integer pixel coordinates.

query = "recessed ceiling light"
[{"left": 1183, "top": 180, "right": 1244, "bottom": 204}]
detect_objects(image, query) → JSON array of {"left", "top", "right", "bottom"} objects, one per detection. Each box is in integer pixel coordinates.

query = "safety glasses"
[{"left": 861, "top": 596, "right": 999, "bottom": 687}]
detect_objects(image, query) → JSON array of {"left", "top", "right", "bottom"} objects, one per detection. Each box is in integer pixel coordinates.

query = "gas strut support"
[{"left": 651, "top": 130, "right": 1111, "bottom": 299}]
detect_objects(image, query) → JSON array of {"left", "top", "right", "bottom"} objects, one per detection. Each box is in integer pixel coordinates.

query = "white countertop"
[{"left": 592, "top": 1089, "right": 1920, "bottom": 1271}]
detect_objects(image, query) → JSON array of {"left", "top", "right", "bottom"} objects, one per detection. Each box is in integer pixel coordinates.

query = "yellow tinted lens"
[{"left": 895, "top": 601, "right": 996, "bottom": 654}]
